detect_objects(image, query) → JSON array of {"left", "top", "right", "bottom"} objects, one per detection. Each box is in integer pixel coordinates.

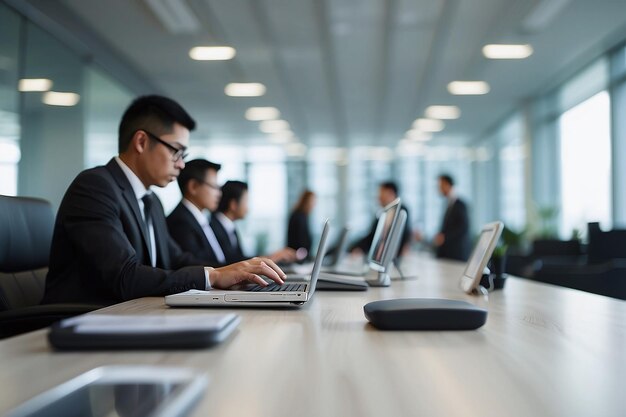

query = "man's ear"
[
  {"left": 187, "top": 179, "right": 199, "bottom": 197},
  {"left": 228, "top": 199, "right": 237, "bottom": 213},
  {"left": 133, "top": 131, "right": 149, "bottom": 154}
]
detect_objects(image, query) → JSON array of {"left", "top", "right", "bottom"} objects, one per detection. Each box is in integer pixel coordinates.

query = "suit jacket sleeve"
[{"left": 61, "top": 172, "right": 206, "bottom": 300}]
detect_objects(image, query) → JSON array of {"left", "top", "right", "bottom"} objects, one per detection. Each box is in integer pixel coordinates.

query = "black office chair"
[{"left": 0, "top": 195, "right": 102, "bottom": 339}]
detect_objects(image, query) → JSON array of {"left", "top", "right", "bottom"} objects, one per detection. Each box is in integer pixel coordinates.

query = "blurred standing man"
[
  {"left": 434, "top": 174, "right": 470, "bottom": 261},
  {"left": 43, "top": 95, "right": 285, "bottom": 306}
]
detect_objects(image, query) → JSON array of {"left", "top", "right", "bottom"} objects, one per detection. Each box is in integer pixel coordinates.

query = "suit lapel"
[
  {"left": 210, "top": 216, "right": 233, "bottom": 257},
  {"left": 105, "top": 159, "right": 152, "bottom": 261}
]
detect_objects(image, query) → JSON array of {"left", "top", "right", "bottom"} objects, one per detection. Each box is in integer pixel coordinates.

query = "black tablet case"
[{"left": 48, "top": 315, "right": 240, "bottom": 350}]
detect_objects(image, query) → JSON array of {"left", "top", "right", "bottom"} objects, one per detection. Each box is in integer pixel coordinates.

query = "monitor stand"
[{"left": 365, "top": 269, "right": 391, "bottom": 287}]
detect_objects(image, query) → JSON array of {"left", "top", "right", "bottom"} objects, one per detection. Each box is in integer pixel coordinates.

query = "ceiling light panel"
[
  {"left": 144, "top": 0, "right": 201, "bottom": 34},
  {"left": 413, "top": 118, "right": 445, "bottom": 132},
  {"left": 225, "top": 83, "right": 266, "bottom": 97},
  {"left": 447, "top": 81, "right": 490, "bottom": 95},
  {"left": 246, "top": 107, "right": 280, "bottom": 121},
  {"left": 189, "top": 46, "right": 236, "bottom": 60},
  {"left": 259, "top": 120, "right": 290, "bottom": 133},
  {"left": 425, "top": 105, "right": 461, "bottom": 120},
  {"left": 42, "top": 91, "right": 80, "bottom": 106},
  {"left": 483, "top": 44, "right": 533, "bottom": 59},
  {"left": 18, "top": 78, "right": 53, "bottom": 92}
]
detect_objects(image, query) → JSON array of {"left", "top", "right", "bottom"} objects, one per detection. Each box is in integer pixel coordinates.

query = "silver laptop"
[{"left": 166, "top": 220, "right": 331, "bottom": 307}]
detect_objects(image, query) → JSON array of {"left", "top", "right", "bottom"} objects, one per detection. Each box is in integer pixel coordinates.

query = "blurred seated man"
[
  {"left": 211, "top": 180, "right": 297, "bottom": 265},
  {"left": 42, "top": 95, "right": 285, "bottom": 306},
  {"left": 167, "top": 159, "right": 227, "bottom": 266},
  {"left": 349, "top": 181, "right": 411, "bottom": 256}
]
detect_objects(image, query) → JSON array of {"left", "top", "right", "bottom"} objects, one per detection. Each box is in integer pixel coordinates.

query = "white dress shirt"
[
  {"left": 215, "top": 212, "right": 240, "bottom": 249},
  {"left": 115, "top": 157, "right": 157, "bottom": 267},
  {"left": 182, "top": 199, "right": 227, "bottom": 264}
]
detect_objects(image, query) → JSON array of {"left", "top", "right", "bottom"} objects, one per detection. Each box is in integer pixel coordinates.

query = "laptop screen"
[
  {"left": 307, "top": 220, "right": 331, "bottom": 294},
  {"left": 367, "top": 198, "right": 401, "bottom": 268}
]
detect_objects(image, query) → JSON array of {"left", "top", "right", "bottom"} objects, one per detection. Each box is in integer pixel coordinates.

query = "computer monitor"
[
  {"left": 460, "top": 221, "right": 504, "bottom": 294},
  {"left": 366, "top": 198, "right": 406, "bottom": 286}
]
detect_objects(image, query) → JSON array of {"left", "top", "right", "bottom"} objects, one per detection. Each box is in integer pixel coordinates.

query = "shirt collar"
[
  {"left": 115, "top": 156, "right": 149, "bottom": 200},
  {"left": 182, "top": 199, "right": 209, "bottom": 227},
  {"left": 215, "top": 212, "right": 236, "bottom": 234}
]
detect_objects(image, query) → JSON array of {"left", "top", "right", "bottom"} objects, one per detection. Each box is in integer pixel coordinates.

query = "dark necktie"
[
  {"left": 141, "top": 193, "right": 156, "bottom": 266},
  {"left": 142, "top": 194, "right": 153, "bottom": 227}
]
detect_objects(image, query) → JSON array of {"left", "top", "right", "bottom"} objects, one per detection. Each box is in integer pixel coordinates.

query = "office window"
[
  {"left": 84, "top": 68, "right": 133, "bottom": 168},
  {"left": 0, "top": 4, "right": 21, "bottom": 196},
  {"left": 559, "top": 91, "right": 612, "bottom": 237},
  {"left": 19, "top": 22, "right": 85, "bottom": 209},
  {"left": 246, "top": 151, "right": 287, "bottom": 255},
  {"left": 498, "top": 115, "right": 526, "bottom": 231}
]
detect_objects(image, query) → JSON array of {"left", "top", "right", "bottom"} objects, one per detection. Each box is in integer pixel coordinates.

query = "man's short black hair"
[
  {"left": 439, "top": 174, "right": 455, "bottom": 187},
  {"left": 177, "top": 159, "right": 221, "bottom": 195},
  {"left": 380, "top": 181, "right": 399, "bottom": 196},
  {"left": 118, "top": 95, "right": 196, "bottom": 153},
  {"left": 217, "top": 180, "right": 248, "bottom": 213}
]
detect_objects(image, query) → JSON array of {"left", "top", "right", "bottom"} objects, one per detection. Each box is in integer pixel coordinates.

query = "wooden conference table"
[{"left": 0, "top": 254, "right": 625, "bottom": 417}]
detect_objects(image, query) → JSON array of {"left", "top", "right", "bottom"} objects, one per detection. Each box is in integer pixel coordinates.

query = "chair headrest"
[{"left": 0, "top": 195, "right": 55, "bottom": 272}]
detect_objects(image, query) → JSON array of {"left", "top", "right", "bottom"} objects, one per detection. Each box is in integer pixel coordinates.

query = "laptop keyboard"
[{"left": 248, "top": 283, "right": 307, "bottom": 292}]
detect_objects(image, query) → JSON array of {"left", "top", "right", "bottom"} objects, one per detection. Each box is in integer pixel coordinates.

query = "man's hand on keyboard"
[{"left": 209, "top": 257, "right": 286, "bottom": 289}]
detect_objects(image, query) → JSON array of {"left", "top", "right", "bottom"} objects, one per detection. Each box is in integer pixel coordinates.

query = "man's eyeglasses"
[
  {"left": 196, "top": 179, "right": 220, "bottom": 191},
  {"left": 140, "top": 130, "right": 188, "bottom": 162}
]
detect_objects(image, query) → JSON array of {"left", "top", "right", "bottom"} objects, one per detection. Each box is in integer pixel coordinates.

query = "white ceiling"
[{"left": 38, "top": 0, "right": 626, "bottom": 147}]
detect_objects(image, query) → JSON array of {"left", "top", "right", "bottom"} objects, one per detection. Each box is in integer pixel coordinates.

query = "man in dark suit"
[
  {"left": 434, "top": 174, "right": 470, "bottom": 261},
  {"left": 167, "top": 159, "right": 227, "bottom": 266},
  {"left": 43, "top": 95, "right": 285, "bottom": 306},
  {"left": 349, "top": 181, "right": 411, "bottom": 255},
  {"left": 211, "top": 181, "right": 297, "bottom": 265}
]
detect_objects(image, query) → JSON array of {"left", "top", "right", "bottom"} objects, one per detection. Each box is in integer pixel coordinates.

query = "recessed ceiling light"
[
  {"left": 42, "top": 91, "right": 80, "bottom": 106},
  {"left": 447, "top": 81, "right": 490, "bottom": 95},
  {"left": 406, "top": 129, "right": 433, "bottom": 141},
  {"left": 425, "top": 105, "right": 461, "bottom": 120},
  {"left": 412, "top": 118, "right": 444, "bottom": 133},
  {"left": 259, "top": 120, "right": 290, "bottom": 133},
  {"left": 245, "top": 107, "right": 280, "bottom": 121},
  {"left": 286, "top": 143, "right": 307, "bottom": 157},
  {"left": 189, "top": 46, "right": 236, "bottom": 61},
  {"left": 225, "top": 83, "right": 266, "bottom": 97},
  {"left": 268, "top": 131, "right": 294, "bottom": 143},
  {"left": 482, "top": 44, "right": 533, "bottom": 59},
  {"left": 18, "top": 78, "right": 52, "bottom": 92}
]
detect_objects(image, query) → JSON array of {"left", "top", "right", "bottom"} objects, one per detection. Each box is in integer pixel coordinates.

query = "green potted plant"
[{"left": 487, "top": 244, "right": 508, "bottom": 290}]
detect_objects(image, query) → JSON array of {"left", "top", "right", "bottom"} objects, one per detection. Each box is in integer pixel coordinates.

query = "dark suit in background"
[
  {"left": 287, "top": 210, "right": 312, "bottom": 253},
  {"left": 167, "top": 203, "right": 224, "bottom": 267},
  {"left": 436, "top": 199, "right": 470, "bottom": 261},
  {"left": 43, "top": 159, "right": 206, "bottom": 306},
  {"left": 210, "top": 215, "right": 247, "bottom": 264},
  {"left": 350, "top": 207, "right": 411, "bottom": 254}
]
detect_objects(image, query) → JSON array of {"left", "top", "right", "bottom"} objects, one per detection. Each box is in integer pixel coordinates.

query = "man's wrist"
[{"left": 204, "top": 267, "right": 215, "bottom": 290}]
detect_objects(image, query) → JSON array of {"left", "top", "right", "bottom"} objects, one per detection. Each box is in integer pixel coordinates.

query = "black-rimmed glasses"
[{"left": 140, "top": 130, "right": 188, "bottom": 162}]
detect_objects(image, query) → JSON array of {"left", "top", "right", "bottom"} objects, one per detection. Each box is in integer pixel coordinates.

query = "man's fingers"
[
  {"left": 244, "top": 273, "right": 268, "bottom": 287},
  {"left": 260, "top": 258, "right": 287, "bottom": 280}
]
